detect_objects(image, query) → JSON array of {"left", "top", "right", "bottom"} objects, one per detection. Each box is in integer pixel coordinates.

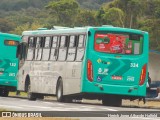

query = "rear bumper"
[
  {"left": 0, "top": 79, "right": 17, "bottom": 88},
  {"left": 82, "top": 81, "right": 146, "bottom": 97}
]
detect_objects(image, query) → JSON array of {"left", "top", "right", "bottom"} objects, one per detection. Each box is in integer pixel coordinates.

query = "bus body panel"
[
  {"left": 18, "top": 28, "right": 87, "bottom": 95},
  {"left": 0, "top": 34, "right": 21, "bottom": 91},
  {"left": 18, "top": 61, "right": 82, "bottom": 95},
  {"left": 18, "top": 61, "right": 59, "bottom": 94},
  {"left": 81, "top": 27, "right": 148, "bottom": 97},
  {"left": 17, "top": 26, "right": 148, "bottom": 101},
  {"left": 0, "top": 59, "right": 19, "bottom": 87}
]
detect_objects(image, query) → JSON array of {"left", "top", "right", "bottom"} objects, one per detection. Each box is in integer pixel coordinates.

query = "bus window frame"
[
  {"left": 26, "top": 37, "right": 36, "bottom": 61},
  {"left": 75, "top": 34, "right": 86, "bottom": 62},
  {"left": 42, "top": 36, "right": 52, "bottom": 61},
  {"left": 57, "top": 35, "right": 69, "bottom": 61},
  {"left": 66, "top": 35, "right": 77, "bottom": 62},
  {"left": 34, "top": 37, "right": 43, "bottom": 61},
  {"left": 49, "top": 36, "right": 59, "bottom": 61},
  {"left": 25, "top": 34, "right": 86, "bottom": 62}
]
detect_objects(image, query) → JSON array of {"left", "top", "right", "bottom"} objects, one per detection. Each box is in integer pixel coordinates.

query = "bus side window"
[
  {"left": 58, "top": 36, "right": 68, "bottom": 61},
  {"left": 35, "top": 37, "right": 43, "bottom": 61},
  {"left": 50, "top": 36, "right": 59, "bottom": 61},
  {"left": 67, "top": 35, "right": 76, "bottom": 61},
  {"left": 26, "top": 37, "right": 35, "bottom": 61},
  {"left": 76, "top": 35, "right": 85, "bottom": 61},
  {"left": 42, "top": 36, "right": 51, "bottom": 61}
]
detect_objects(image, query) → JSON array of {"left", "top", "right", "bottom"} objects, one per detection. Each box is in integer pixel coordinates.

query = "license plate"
[{"left": 112, "top": 76, "right": 122, "bottom": 80}]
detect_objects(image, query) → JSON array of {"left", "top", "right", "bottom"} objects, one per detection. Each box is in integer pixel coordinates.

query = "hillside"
[
  {"left": 0, "top": 0, "right": 112, "bottom": 11},
  {"left": 0, "top": 0, "right": 159, "bottom": 50},
  {"left": 77, "top": 0, "right": 113, "bottom": 9},
  {"left": 0, "top": 0, "right": 51, "bottom": 11}
]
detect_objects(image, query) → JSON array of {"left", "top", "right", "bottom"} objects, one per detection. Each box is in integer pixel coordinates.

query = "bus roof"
[
  {"left": 22, "top": 27, "right": 88, "bottom": 36},
  {"left": 0, "top": 32, "right": 21, "bottom": 41},
  {"left": 22, "top": 26, "right": 148, "bottom": 36}
]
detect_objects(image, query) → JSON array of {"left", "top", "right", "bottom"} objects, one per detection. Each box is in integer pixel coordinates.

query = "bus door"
[
  {"left": 17, "top": 42, "right": 27, "bottom": 68},
  {"left": 17, "top": 40, "right": 28, "bottom": 91}
]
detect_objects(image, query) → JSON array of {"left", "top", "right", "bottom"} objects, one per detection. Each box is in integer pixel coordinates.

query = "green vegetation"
[
  {"left": 9, "top": 92, "right": 27, "bottom": 97},
  {"left": 0, "top": 109, "right": 7, "bottom": 111},
  {"left": 0, "top": 0, "right": 160, "bottom": 50}
]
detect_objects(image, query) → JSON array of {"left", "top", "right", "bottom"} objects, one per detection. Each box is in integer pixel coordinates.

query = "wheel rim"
[{"left": 57, "top": 83, "right": 62, "bottom": 99}]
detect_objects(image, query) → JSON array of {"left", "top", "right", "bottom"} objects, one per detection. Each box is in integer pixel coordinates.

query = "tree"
[
  {"left": 75, "top": 9, "right": 97, "bottom": 26},
  {"left": 46, "top": 0, "right": 79, "bottom": 26},
  {"left": 11, "top": 22, "right": 45, "bottom": 35},
  {"left": 102, "top": 7, "right": 124, "bottom": 27},
  {"left": 0, "top": 18, "right": 15, "bottom": 32},
  {"left": 95, "top": 8, "right": 105, "bottom": 25},
  {"left": 142, "top": 0, "right": 160, "bottom": 50},
  {"left": 102, "top": 0, "right": 144, "bottom": 28}
]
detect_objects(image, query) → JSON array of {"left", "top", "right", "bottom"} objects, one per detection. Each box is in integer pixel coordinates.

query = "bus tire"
[
  {"left": 64, "top": 96, "right": 73, "bottom": 103},
  {"left": 27, "top": 84, "right": 36, "bottom": 101},
  {"left": 0, "top": 89, "right": 9, "bottom": 97},
  {"left": 102, "top": 97, "right": 122, "bottom": 107},
  {"left": 37, "top": 94, "right": 44, "bottom": 100},
  {"left": 56, "top": 78, "right": 64, "bottom": 102}
]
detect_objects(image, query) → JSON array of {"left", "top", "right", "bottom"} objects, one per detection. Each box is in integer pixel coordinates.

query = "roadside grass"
[
  {"left": 122, "top": 100, "right": 160, "bottom": 109},
  {"left": 0, "top": 109, "right": 7, "bottom": 111},
  {"left": 9, "top": 92, "right": 27, "bottom": 97}
]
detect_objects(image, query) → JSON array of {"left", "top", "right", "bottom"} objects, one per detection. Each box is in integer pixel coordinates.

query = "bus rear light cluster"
[
  {"left": 87, "top": 60, "right": 93, "bottom": 82},
  {"left": 139, "top": 64, "right": 147, "bottom": 85}
]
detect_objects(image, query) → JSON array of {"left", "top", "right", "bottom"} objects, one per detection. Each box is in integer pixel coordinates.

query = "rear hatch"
[
  {"left": 0, "top": 39, "right": 19, "bottom": 83},
  {"left": 88, "top": 31, "right": 147, "bottom": 86}
]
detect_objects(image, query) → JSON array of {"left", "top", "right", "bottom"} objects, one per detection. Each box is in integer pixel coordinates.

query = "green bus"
[
  {"left": 0, "top": 33, "right": 21, "bottom": 97},
  {"left": 17, "top": 26, "right": 149, "bottom": 106}
]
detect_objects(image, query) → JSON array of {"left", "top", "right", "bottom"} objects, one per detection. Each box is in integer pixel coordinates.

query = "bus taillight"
[
  {"left": 139, "top": 64, "right": 147, "bottom": 85},
  {"left": 87, "top": 60, "right": 93, "bottom": 82}
]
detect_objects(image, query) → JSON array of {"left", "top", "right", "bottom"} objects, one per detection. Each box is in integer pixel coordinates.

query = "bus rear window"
[{"left": 94, "top": 32, "right": 143, "bottom": 55}]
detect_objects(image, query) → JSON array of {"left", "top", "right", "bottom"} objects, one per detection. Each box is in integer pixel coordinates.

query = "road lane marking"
[
  {"left": 20, "top": 105, "right": 54, "bottom": 109},
  {"left": 131, "top": 117, "right": 160, "bottom": 120},
  {"left": 43, "top": 102, "right": 56, "bottom": 104},
  {"left": 100, "top": 107, "right": 118, "bottom": 111},
  {"left": 0, "top": 105, "right": 23, "bottom": 109}
]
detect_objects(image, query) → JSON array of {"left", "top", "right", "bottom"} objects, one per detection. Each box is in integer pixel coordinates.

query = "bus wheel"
[
  {"left": 37, "top": 94, "right": 44, "bottom": 100},
  {"left": 0, "top": 89, "right": 9, "bottom": 97},
  {"left": 64, "top": 96, "right": 73, "bottom": 103},
  {"left": 102, "top": 97, "right": 122, "bottom": 107},
  {"left": 56, "top": 79, "right": 64, "bottom": 102},
  {"left": 27, "top": 84, "right": 36, "bottom": 101}
]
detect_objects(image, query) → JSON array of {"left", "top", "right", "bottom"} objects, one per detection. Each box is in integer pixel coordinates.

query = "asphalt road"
[
  {"left": 0, "top": 96, "right": 159, "bottom": 111},
  {"left": 0, "top": 96, "right": 160, "bottom": 119}
]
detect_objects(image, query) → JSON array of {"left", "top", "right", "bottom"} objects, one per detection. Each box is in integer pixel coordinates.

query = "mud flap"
[{"left": 143, "top": 97, "right": 146, "bottom": 104}]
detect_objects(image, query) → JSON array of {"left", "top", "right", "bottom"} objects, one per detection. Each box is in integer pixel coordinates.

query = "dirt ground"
[{"left": 122, "top": 100, "right": 160, "bottom": 109}]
